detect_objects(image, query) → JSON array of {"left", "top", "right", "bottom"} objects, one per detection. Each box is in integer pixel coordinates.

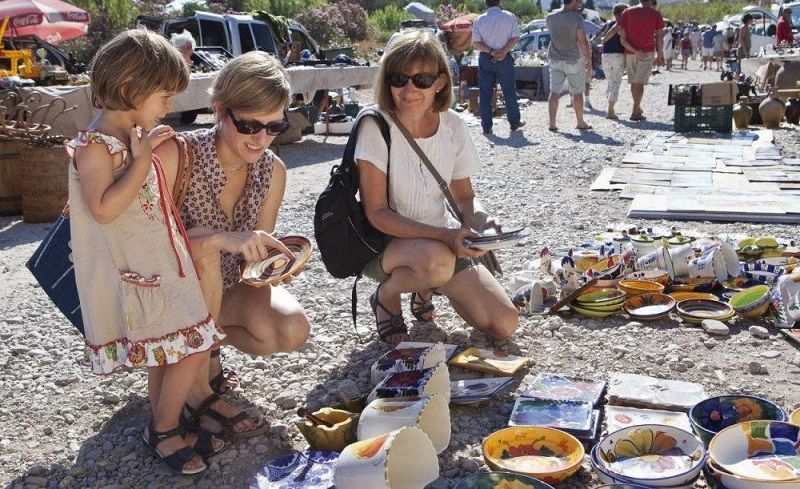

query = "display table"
[
  {"left": 18, "top": 65, "right": 378, "bottom": 137},
  {"left": 515, "top": 65, "right": 550, "bottom": 100}
]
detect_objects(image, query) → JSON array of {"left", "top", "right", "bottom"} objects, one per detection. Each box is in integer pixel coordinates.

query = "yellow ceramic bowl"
[
  {"left": 575, "top": 257, "right": 600, "bottom": 272},
  {"left": 790, "top": 408, "right": 800, "bottom": 427},
  {"left": 670, "top": 292, "right": 718, "bottom": 302},
  {"left": 482, "top": 427, "right": 584, "bottom": 484},
  {"left": 618, "top": 279, "right": 665, "bottom": 297}
]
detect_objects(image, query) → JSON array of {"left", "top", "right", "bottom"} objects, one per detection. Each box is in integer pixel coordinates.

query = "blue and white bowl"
[{"left": 740, "top": 262, "right": 785, "bottom": 284}]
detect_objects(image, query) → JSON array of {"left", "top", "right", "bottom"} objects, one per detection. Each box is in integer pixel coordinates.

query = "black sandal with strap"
[
  {"left": 181, "top": 393, "right": 268, "bottom": 440},
  {"left": 369, "top": 283, "right": 409, "bottom": 345},
  {"left": 142, "top": 422, "right": 206, "bottom": 475},
  {"left": 209, "top": 348, "right": 239, "bottom": 395},
  {"left": 189, "top": 427, "right": 226, "bottom": 458},
  {"left": 409, "top": 292, "right": 435, "bottom": 322}
]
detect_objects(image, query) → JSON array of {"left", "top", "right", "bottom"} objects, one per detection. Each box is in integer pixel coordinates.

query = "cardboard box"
[{"left": 701, "top": 82, "right": 737, "bottom": 106}]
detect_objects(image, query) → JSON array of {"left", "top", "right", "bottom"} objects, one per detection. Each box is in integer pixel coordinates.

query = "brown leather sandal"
[
  {"left": 409, "top": 292, "right": 435, "bottom": 322},
  {"left": 209, "top": 348, "right": 239, "bottom": 395},
  {"left": 181, "top": 393, "right": 268, "bottom": 440},
  {"left": 370, "top": 283, "right": 409, "bottom": 345}
]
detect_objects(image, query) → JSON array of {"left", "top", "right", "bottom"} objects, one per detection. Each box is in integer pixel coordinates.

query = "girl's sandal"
[
  {"left": 409, "top": 292, "right": 435, "bottom": 322},
  {"left": 209, "top": 348, "right": 239, "bottom": 395},
  {"left": 142, "top": 422, "right": 206, "bottom": 475},
  {"left": 189, "top": 427, "right": 226, "bottom": 458},
  {"left": 370, "top": 283, "right": 409, "bottom": 345}
]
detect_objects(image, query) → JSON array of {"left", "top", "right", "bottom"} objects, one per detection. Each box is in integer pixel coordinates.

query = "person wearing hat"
[{"left": 776, "top": 7, "right": 794, "bottom": 46}]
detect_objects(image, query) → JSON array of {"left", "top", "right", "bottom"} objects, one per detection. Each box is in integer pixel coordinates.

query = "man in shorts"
[
  {"left": 545, "top": 0, "right": 592, "bottom": 131},
  {"left": 701, "top": 25, "right": 716, "bottom": 70},
  {"left": 606, "top": 0, "right": 664, "bottom": 120}
]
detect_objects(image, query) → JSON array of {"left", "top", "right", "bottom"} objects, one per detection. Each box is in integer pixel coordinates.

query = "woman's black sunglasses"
[
  {"left": 388, "top": 72, "right": 439, "bottom": 89},
  {"left": 227, "top": 108, "right": 290, "bottom": 136}
]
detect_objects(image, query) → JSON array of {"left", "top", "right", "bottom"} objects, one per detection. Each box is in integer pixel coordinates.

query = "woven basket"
[
  {"left": 0, "top": 139, "right": 26, "bottom": 216},
  {"left": 20, "top": 144, "right": 68, "bottom": 223}
]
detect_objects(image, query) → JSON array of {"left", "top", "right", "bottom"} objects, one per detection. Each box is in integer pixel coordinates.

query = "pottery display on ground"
[
  {"left": 357, "top": 395, "right": 451, "bottom": 454},
  {"left": 368, "top": 363, "right": 451, "bottom": 402},
  {"left": 370, "top": 343, "right": 446, "bottom": 384},
  {"left": 707, "top": 420, "right": 800, "bottom": 482},
  {"left": 334, "top": 427, "right": 439, "bottom": 489},
  {"left": 733, "top": 96, "right": 753, "bottom": 129},
  {"left": 759, "top": 93, "right": 787, "bottom": 129},
  {"left": 482, "top": 426, "right": 584, "bottom": 484},
  {"left": 729, "top": 285, "right": 772, "bottom": 319},
  {"left": 688, "top": 395, "right": 788, "bottom": 447}
]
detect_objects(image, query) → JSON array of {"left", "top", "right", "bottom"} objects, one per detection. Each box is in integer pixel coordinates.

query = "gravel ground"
[{"left": 1, "top": 61, "right": 799, "bottom": 489}]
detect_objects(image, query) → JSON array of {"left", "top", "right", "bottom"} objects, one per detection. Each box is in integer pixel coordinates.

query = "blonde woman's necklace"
[{"left": 221, "top": 161, "right": 247, "bottom": 175}]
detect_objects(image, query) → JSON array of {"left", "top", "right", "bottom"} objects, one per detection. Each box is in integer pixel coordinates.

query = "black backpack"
[{"left": 313, "top": 108, "right": 391, "bottom": 338}]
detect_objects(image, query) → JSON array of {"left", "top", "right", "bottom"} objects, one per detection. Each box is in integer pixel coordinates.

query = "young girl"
[{"left": 67, "top": 29, "right": 226, "bottom": 475}]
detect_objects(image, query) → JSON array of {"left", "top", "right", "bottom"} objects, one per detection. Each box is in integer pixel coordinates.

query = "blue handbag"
[{"left": 25, "top": 207, "right": 85, "bottom": 335}]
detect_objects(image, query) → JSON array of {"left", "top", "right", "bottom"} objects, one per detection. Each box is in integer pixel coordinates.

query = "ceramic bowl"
[
  {"left": 722, "top": 277, "right": 767, "bottom": 292},
  {"left": 590, "top": 443, "right": 701, "bottom": 488},
  {"left": 623, "top": 293, "right": 676, "bottom": 321},
  {"left": 595, "top": 424, "right": 706, "bottom": 487},
  {"left": 586, "top": 255, "right": 623, "bottom": 275},
  {"left": 669, "top": 292, "right": 719, "bottom": 302},
  {"left": 453, "top": 471, "right": 555, "bottom": 489},
  {"left": 671, "top": 277, "right": 716, "bottom": 292},
  {"left": 576, "top": 257, "right": 601, "bottom": 272},
  {"left": 676, "top": 299, "right": 735, "bottom": 324},
  {"left": 688, "top": 395, "right": 788, "bottom": 447},
  {"left": 704, "top": 458, "right": 800, "bottom": 489},
  {"left": 708, "top": 420, "right": 800, "bottom": 482},
  {"left": 791, "top": 408, "right": 800, "bottom": 427},
  {"left": 729, "top": 285, "right": 772, "bottom": 319},
  {"left": 574, "top": 299, "right": 627, "bottom": 312},
  {"left": 624, "top": 269, "right": 671, "bottom": 287},
  {"left": 741, "top": 262, "right": 785, "bottom": 284},
  {"left": 482, "top": 426, "right": 584, "bottom": 484},
  {"left": 571, "top": 304, "right": 620, "bottom": 319},
  {"left": 618, "top": 279, "right": 665, "bottom": 297},
  {"left": 574, "top": 288, "right": 627, "bottom": 305}
]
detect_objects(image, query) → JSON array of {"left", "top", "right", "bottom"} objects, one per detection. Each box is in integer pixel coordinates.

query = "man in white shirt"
[{"left": 472, "top": 0, "right": 524, "bottom": 135}]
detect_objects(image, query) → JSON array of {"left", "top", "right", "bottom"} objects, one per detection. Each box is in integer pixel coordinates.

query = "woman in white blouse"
[{"left": 354, "top": 31, "right": 518, "bottom": 345}]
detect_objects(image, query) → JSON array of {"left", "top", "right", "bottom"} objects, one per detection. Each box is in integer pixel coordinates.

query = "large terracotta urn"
[
  {"left": 774, "top": 60, "right": 800, "bottom": 101},
  {"left": 733, "top": 97, "right": 753, "bottom": 129},
  {"left": 759, "top": 92, "right": 786, "bottom": 128},
  {"left": 785, "top": 98, "right": 800, "bottom": 125}
]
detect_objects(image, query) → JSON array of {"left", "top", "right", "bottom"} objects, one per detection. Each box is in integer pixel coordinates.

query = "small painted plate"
[
  {"left": 249, "top": 449, "right": 338, "bottom": 488},
  {"left": 449, "top": 348, "right": 529, "bottom": 376},
  {"left": 508, "top": 397, "right": 594, "bottom": 432},
  {"left": 450, "top": 377, "right": 514, "bottom": 404},
  {"left": 605, "top": 406, "right": 692, "bottom": 434},
  {"left": 241, "top": 236, "right": 312, "bottom": 287},
  {"left": 464, "top": 228, "right": 531, "bottom": 251},
  {"left": 521, "top": 373, "right": 606, "bottom": 405},
  {"left": 454, "top": 471, "right": 555, "bottom": 489}
]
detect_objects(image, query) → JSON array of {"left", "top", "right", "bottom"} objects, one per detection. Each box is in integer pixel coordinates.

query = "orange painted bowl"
[
  {"left": 482, "top": 426, "right": 584, "bottom": 484},
  {"left": 624, "top": 269, "right": 671, "bottom": 287},
  {"left": 623, "top": 293, "right": 676, "bottom": 321},
  {"left": 618, "top": 279, "right": 665, "bottom": 297}
]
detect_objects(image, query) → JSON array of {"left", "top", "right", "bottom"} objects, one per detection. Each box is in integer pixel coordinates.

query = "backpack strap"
[{"left": 343, "top": 107, "right": 392, "bottom": 343}]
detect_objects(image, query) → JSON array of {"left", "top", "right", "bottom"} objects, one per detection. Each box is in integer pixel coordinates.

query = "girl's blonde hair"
[
  {"left": 90, "top": 29, "right": 189, "bottom": 110},
  {"left": 210, "top": 51, "right": 292, "bottom": 115},
  {"left": 375, "top": 31, "right": 453, "bottom": 113}
]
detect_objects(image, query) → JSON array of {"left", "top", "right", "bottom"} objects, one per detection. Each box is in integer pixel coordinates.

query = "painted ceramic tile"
[
  {"left": 449, "top": 348, "right": 529, "bottom": 376},
  {"left": 564, "top": 409, "right": 601, "bottom": 441},
  {"left": 395, "top": 341, "right": 459, "bottom": 361},
  {"left": 522, "top": 373, "right": 606, "bottom": 406},
  {"left": 605, "top": 405, "right": 693, "bottom": 434},
  {"left": 450, "top": 377, "right": 514, "bottom": 404},
  {"left": 607, "top": 373, "right": 707, "bottom": 411},
  {"left": 249, "top": 449, "right": 337, "bottom": 489},
  {"left": 508, "top": 397, "right": 594, "bottom": 432}
]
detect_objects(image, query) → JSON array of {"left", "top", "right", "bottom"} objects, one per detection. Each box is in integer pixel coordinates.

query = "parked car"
[{"left": 514, "top": 29, "right": 551, "bottom": 53}]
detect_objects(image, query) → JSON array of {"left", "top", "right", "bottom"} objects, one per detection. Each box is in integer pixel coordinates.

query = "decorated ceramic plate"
[
  {"left": 249, "top": 449, "right": 338, "bottom": 488},
  {"left": 623, "top": 293, "right": 676, "bottom": 321},
  {"left": 708, "top": 421, "right": 800, "bottom": 482},
  {"left": 605, "top": 406, "right": 692, "bottom": 435},
  {"left": 454, "top": 471, "right": 555, "bottom": 489},
  {"left": 449, "top": 348, "right": 529, "bottom": 376},
  {"left": 521, "top": 373, "right": 606, "bottom": 405},
  {"left": 676, "top": 299, "right": 734, "bottom": 324},
  {"left": 241, "top": 236, "right": 312, "bottom": 287},
  {"left": 451, "top": 377, "right": 515, "bottom": 404},
  {"left": 508, "top": 397, "right": 594, "bottom": 432},
  {"left": 464, "top": 228, "right": 531, "bottom": 251}
]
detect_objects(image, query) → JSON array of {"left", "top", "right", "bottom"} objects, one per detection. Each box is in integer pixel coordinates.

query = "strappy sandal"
[
  {"left": 209, "top": 348, "right": 239, "bottom": 395},
  {"left": 181, "top": 393, "right": 268, "bottom": 440},
  {"left": 369, "top": 283, "right": 409, "bottom": 345},
  {"left": 188, "top": 427, "right": 226, "bottom": 458},
  {"left": 142, "top": 422, "right": 206, "bottom": 475},
  {"left": 410, "top": 292, "right": 435, "bottom": 322}
]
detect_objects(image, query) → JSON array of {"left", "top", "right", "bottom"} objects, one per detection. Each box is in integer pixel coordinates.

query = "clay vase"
[
  {"left": 733, "top": 97, "right": 753, "bottom": 129},
  {"left": 759, "top": 92, "right": 786, "bottom": 129},
  {"left": 774, "top": 60, "right": 800, "bottom": 101},
  {"left": 785, "top": 98, "right": 800, "bottom": 125}
]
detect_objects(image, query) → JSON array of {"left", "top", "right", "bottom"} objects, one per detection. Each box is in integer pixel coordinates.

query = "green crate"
[{"left": 674, "top": 105, "right": 733, "bottom": 133}]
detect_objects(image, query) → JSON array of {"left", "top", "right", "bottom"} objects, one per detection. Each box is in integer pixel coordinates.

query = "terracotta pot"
[
  {"left": 785, "top": 98, "right": 800, "bottom": 124},
  {"left": 759, "top": 93, "right": 786, "bottom": 129},
  {"left": 733, "top": 97, "right": 753, "bottom": 129},
  {"left": 774, "top": 60, "right": 800, "bottom": 101}
]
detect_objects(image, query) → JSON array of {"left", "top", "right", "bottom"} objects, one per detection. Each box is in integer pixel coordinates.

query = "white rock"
[
  {"left": 749, "top": 326, "right": 770, "bottom": 339},
  {"left": 760, "top": 350, "right": 781, "bottom": 359},
  {"left": 543, "top": 316, "right": 564, "bottom": 331},
  {"left": 702, "top": 320, "right": 730, "bottom": 336},
  {"left": 558, "top": 325, "right": 576, "bottom": 337},
  {"left": 792, "top": 353, "right": 800, "bottom": 367}
]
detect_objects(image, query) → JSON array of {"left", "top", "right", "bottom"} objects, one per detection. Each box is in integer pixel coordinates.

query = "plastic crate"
[{"left": 673, "top": 105, "right": 733, "bottom": 133}]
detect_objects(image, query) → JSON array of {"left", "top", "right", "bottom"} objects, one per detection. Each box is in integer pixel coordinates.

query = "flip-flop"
[
  {"left": 548, "top": 127, "right": 558, "bottom": 132},
  {"left": 577, "top": 125, "right": 593, "bottom": 130}
]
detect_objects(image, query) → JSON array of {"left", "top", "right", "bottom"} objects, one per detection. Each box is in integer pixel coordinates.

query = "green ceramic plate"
[{"left": 574, "top": 288, "right": 626, "bottom": 305}]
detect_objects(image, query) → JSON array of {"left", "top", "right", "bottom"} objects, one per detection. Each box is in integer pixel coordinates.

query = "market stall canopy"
[
  {"left": 440, "top": 13, "right": 479, "bottom": 57},
  {"left": 0, "top": 0, "right": 90, "bottom": 42},
  {"left": 404, "top": 2, "right": 435, "bottom": 25}
]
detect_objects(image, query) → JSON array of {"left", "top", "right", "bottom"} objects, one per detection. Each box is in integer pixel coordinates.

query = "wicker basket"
[
  {"left": 20, "top": 144, "right": 69, "bottom": 223},
  {"left": 0, "top": 139, "right": 25, "bottom": 216}
]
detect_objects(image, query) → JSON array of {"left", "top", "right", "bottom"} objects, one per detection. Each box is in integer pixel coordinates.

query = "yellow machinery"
[{"left": 0, "top": 17, "right": 68, "bottom": 84}]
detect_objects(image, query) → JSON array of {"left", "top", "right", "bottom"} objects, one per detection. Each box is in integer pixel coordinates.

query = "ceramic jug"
[
  {"left": 733, "top": 96, "right": 753, "bottom": 129},
  {"left": 759, "top": 92, "right": 786, "bottom": 129},
  {"left": 785, "top": 98, "right": 800, "bottom": 125}
]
